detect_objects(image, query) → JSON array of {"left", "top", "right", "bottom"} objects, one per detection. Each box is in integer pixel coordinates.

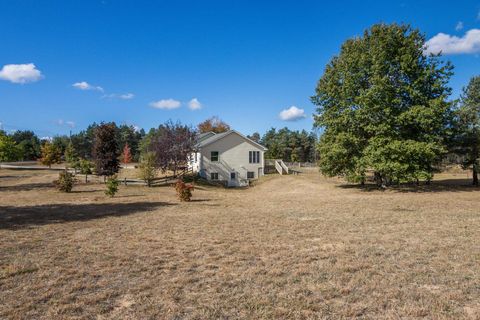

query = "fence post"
[{"left": 124, "top": 177, "right": 127, "bottom": 186}]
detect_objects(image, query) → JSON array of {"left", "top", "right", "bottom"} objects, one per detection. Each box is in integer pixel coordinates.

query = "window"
[
  {"left": 211, "top": 151, "right": 219, "bottom": 162},
  {"left": 247, "top": 171, "right": 255, "bottom": 179},
  {"left": 210, "top": 172, "right": 219, "bottom": 180},
  {"left": 249, "top": 151, "right": 260, "bottom": 164},
  {"left": 230, "top": 172, "right": 236, "bottom": 179}
]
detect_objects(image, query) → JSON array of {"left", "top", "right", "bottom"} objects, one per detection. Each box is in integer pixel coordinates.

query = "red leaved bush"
[{"left": 174, "top": 179, "right": 194, "bottom": 201}]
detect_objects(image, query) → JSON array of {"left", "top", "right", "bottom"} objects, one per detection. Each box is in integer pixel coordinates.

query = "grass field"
[{"left": 1, "top": 168, "right": 479, "bottom": 319}]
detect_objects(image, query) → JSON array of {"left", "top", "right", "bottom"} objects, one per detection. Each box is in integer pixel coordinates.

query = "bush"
[
  {"left": 105, "top": 175, "right": 119, "bottom": 197},
  {"left": 54, "top": 170, "right": 76, "bottom": 192},
  {"left": 174, "top": 179, "right": 194, "bottom": 201}
]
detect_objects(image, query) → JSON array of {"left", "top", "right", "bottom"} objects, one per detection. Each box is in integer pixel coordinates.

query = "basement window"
[
  {"left": 247, "top": 171, "right": 255, "bottom": 179},
  {"left": 211, "top": 172, "right": 219, "bottom": 180}
]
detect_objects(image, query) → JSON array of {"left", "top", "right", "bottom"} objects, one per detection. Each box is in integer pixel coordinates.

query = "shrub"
[
  {"left": 174, "top": 179, "right": 194, "bottom": 201},
  {"left": 105, "top": 175, "right": 119, "bottom": 197},
  {"left": 54, "top": 170, "right": 76, "bottom": 192}
]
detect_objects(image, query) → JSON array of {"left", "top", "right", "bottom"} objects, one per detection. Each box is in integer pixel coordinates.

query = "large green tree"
[
  {"left": 312, "top": 23, "right": 453, "bottom": 185},
  {"left": 70, "top": 123, "right": 98, "bottom": 159},
  {"left": 0, "top": 131, "right": 21, "bottom": 162},
  {"left": 11, "top": 130, "right": 41, "bottom": 160},
  {"left": 454, "top": 76, "right": 480, "bottom": 185}
]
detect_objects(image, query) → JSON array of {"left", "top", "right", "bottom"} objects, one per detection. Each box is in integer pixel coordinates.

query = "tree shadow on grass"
[
  {"left": 337, "top": 178, "right": 479, "bottom": 193},
  {"left": 0, "top": 201, "right": 175, "bottom": 230},
  {"left": 0, "top": 183, "right": 54, "bottom": 192}
]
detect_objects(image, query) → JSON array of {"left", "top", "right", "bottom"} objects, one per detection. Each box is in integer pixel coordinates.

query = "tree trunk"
[
  {"left": 473, "top": 169, "right": 478, "bottom": 186},
  {"left": 374, "top": 172, "right": 382, "bottom": 187}
]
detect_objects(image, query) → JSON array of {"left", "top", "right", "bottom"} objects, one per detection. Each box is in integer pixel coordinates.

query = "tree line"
[
  {"left": 4, "top": 22, "right": 480, "bottom": 188},
  {"left": 1, "top": 116, "right": 319, "bottom": 167}
]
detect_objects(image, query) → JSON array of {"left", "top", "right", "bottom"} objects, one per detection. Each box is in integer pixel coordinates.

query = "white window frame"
[{"left": 249, "top": 151, "right": 260, "bottom": 164}]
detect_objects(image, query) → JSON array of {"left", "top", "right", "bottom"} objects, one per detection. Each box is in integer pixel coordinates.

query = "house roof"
[
  {"left": 197, "top": 132, "right": 216, "bottom": 143},
  {"left": 195, "top": 130, "right": 267, "bottom": 151}
]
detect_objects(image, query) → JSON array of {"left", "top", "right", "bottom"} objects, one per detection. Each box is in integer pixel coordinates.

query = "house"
[{"left": 189, "top": 130, "right": 267, "bottom": 187}]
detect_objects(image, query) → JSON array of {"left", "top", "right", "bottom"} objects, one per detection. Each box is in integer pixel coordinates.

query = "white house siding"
[
  {"left": 188, "top": 152, "right": 201, "bottom": 172},
  {"left": 199, "top": 132, "right": 264, "bottom": 186}
]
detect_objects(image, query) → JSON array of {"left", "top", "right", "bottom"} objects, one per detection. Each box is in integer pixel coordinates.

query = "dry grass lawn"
[{"left": 0, "top": 168, "right": 479, "bottom": 319}]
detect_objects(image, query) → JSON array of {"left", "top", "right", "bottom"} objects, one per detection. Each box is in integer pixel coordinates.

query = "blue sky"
[{"left": 1, "top": 0, "right": 480, "bottom": 138}]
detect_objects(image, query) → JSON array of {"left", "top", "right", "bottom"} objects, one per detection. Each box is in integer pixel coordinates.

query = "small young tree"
[
  {"left": 454, "top": 76, "right": 480, "bottom": 185},
  {"left": 64, "top": 141, "right": 78, "bottom": 170},
  {"left": 139, "top": 151, "right": 157, "bottom": 187},
  {"left": 105, "top": 175, "right": 119, "bottom": 197},
  {"left": 121, "top": 143, "right": 132, "bottom": 168},
  {"left": 54, "top": 170, "right": 76, "bottom": 192},
  {"left": 78, "top": 159, "right": 93, "bottom": 183},
  {"left": 92, "top": 122, "right": 120, "bottom": 178},
  {"left": 40, "top": 141, "right": 61, "bottom": 168}
]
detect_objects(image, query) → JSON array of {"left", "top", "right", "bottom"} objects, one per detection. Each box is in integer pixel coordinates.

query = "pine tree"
[
  {"left": 64, "top": 141, "right": 78, "bottom": 169},
  {"left": 92, "top": 122, "right": 120, "bottom": 177},
  {"left": 455, "top": 76, "right": 480, "bottom": 185}
]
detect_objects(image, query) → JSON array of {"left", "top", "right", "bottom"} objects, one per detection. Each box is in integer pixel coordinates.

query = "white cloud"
[
  {"left": 56, "top": 119, "right": 75, "bottom": 128},
  {"left": 0, "top": 63, "right": 43, "bottom": 84},
  {"left": 119, "top": 93, "right": 134, "bottom": 100},
  {"left": 279, "top": 106, "right": 306, "bottom": 121},
  {"left": 102, "top": 92, "right": 135, "bottom": 100},
  {"left": 72, "top": 81, "right": 104, "bottom": 92},
  {"left": 149, "top": 99, "right": 181, "bottom": 110},
  {"left": 188, "top": 98, "right": 202, "bottom": 110},
  {"left": 425, "top": 29, "right": 480, "bottom": 55},
  {"left": 455, "top": 21, "right": 464, "bottom": 31},
  {"left": 65, "top": 121, "right": 75, "bottom": 128}
]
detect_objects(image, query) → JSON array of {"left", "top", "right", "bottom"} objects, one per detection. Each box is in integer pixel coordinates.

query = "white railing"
[
  {"left": 279, "top": 160, "right": 289, "bottom": 174},
  {"left": 274, "top": 159, "right": 290, "bottom": 175}
]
